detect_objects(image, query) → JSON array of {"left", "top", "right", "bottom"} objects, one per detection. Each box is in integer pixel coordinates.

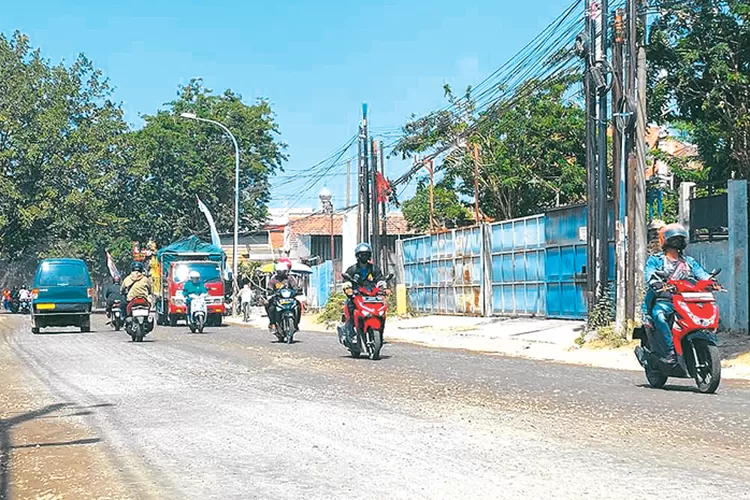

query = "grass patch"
[{"left": 586, "top": 325, "right": 630, "bottom": 349}]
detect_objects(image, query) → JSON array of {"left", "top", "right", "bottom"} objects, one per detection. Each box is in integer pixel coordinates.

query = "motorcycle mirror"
[
  {"left": 710, "top": 268, "right": 722, "bottom": 277},
  {"left": 386, "top": 273, "right": 394, "bottom": 281},
  {"left": 341, "top": 273, "right": 352, "bottom": 281},
  {"left": 654, "top": 270, "right": 669, "bottom": 280}
]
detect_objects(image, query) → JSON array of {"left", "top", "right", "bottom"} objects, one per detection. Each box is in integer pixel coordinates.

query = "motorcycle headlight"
[{"left": 362, "top": 310, "right": 371, "bottom": 317}]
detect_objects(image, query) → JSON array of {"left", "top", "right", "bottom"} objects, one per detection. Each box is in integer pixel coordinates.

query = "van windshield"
[
  {"left": 173, "top": 262, "right": 222, "bottom": 284},
  {"left": 38, "top": 262, "right": 90, "bottom": 287}
]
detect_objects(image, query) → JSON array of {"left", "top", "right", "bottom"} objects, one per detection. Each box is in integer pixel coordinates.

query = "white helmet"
[
  {"left": 188, "top": 270, "right": 201, "bottom": 280},
  {"left": 275, "top": 262, "right": 289, "bottom": 273}
]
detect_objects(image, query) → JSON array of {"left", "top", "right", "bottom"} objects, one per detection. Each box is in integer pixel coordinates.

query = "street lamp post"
[{"left": 180, "top": 112, "right": 241, "bottom": 315}]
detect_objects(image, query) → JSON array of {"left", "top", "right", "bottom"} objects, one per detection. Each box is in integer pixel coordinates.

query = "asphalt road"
[{"left": 3, "top": 313, "right": 750, "bottom": 500}]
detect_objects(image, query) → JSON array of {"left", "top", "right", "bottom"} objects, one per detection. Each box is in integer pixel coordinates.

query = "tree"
[
  {"left": 0, "top": 31, "right": 132, "bottom": 281},
  {"left": 401, "top": 179, "right": 472, "bottom": 232},
  {"left": 395, "top": 77, "right": 586, "bottom": 221},
  {"left": 648, "top": 0, "right": 750, "bottom": 179},
  {"left": 125, "top": 79, "right": 287, "bottom": 245}
]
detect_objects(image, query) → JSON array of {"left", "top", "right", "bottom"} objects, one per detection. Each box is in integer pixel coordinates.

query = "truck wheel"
[{"left": 169, "top": 314, "right": 178, "bottom": 327}]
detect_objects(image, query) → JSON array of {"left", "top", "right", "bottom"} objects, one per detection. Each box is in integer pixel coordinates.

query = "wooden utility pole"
[
  {"left": 370, "top": 139, "right": 380, "bottom": 267},
  {"left": 473, "top": 144, "right": 481, "bottom": 224},
  {"left": 345, "top": 160, "right": 352, "bottom": 209},
  {"left": 379, "top": 141, "right": 388, "bottom": 272}
]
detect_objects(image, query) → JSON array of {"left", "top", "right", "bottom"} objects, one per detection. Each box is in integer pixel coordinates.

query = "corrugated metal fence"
[{"left": 401, "top": 205, "right": 598, "bottom": 319}]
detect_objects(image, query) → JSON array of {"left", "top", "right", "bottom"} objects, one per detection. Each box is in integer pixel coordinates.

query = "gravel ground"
[{"left": 2, "top": 313, "right": 750, "bottom": 500}]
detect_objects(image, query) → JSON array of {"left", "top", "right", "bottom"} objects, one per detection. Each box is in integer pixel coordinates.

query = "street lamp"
[{"left": 180, "top": 112, "right": 241, "bottom": 315}]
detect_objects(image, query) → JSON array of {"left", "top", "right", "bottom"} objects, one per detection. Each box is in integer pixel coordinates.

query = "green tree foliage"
[
  {"left": 401, "top": 179, "right": 472, "bottom": 232},
  {"left": 0, "top": 32, "right": 286, "bottom": 281},
  {"left": 395, "top": 78, "right": 586, "bottom": 222},
  {"left": 648, "top": 0, "right": 750, "bottom": 179},
  {"left": 126, "top": 80, "right": 286, "bottom": 245}
]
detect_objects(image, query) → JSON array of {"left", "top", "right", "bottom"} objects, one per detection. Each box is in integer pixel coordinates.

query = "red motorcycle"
[
  {"left": 634, "top": 268, "right": 724, "bottom": 393},
  {"left": 338, "top": 272, "right": 392, "bottom": 360}
]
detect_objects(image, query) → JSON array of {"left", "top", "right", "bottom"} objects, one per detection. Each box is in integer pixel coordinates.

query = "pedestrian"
[{"left": 2, "top": 288, "right": 10, "bottom": 311}]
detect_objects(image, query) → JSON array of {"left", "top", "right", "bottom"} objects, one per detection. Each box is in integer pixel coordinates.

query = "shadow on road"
[{"left": 0, "top": 402, "right": 109, "bottom": 500}]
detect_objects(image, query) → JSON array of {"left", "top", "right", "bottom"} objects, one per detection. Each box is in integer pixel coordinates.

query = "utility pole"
[
  {"left": 344, "top": 160, "right": 352, "bottom": 209},
  {"left": 583, "top": 0, "right": 598, "bottom": 310},
  {"left": 473, "top": 144, "right": 481, "bottom": 224},
  {"left": 370, "top": 139, "right": 380, "bottom": 269},
  {"left": 613, "top": 8, "right": 627, "bottom": 334},
  {"left": 634, "top": 0, "right": 648, "bottom": 314},
  {"left": 428, "top": 159, "right": 435, "bottom": 233},
  {"left": 379, "top": 140, "right": 388, "bottom": 272},
  {"left": 360, "top": 104, "right": 370, "bottom": 244},
  {"left": 596, "top": 0, "right": 610, "bottom": 299}
]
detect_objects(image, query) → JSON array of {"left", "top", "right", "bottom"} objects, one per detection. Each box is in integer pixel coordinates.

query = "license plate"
[
  {"left": 362, "top": 297, "right": 383, "bottom": 303},
  {"left": 279, "top": 299, "right": 294, "bottom": 305},
  {"left": 133, "top": 309, "right": 149, "bottom": 317},
  {"left": 36, "top": 303, "right": 56, "bottom": 310}
]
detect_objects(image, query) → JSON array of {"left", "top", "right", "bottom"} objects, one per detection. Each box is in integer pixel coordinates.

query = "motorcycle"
[
  {"left": 110, "top": 299, "right": 124, "bottom": 331},
  {"left": 337, "top": 273, "right": 392, "bottom": 360},
  {"left": 9, "top": 297, "right": 19, "bottom": 314},
  {"left": 19, "top": 297, "right": 31, "bottom": 315},
  {"left": 634, "top": 268, "right": 724, "bottom": 394},
  {"left": 125, "top": 296, "right": 155, "bottom": 342},
  {"left": 272, "top": 287, "right": 301, "bottom": 344},
  {"left": 188, "top": 293, "right": 207, "bottom": 334}
]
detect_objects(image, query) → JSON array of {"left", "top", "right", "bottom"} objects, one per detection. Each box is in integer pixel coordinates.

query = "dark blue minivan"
[{"left": 31, "top": 259, "right": 93, "bottom": 334}]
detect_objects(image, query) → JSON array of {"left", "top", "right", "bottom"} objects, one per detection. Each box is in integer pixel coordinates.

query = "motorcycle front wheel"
[
  {"left": 284, "top": 316, "right": 294, "bottom": 344},
  {"left": 367, "top": 329, "right": 383, "bottom": 361},
  {"left": 692, "top": 342, "right": 721, "bottom": 394}
]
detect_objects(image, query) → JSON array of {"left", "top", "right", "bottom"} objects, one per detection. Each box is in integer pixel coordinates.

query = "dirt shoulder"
[{"left": 0, "top": 315, "right": 136, "bottom": 500}]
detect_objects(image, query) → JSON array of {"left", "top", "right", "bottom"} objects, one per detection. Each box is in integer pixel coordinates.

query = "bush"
[{"left": 316, "top": 292, "right": 347, "bottom": 328}]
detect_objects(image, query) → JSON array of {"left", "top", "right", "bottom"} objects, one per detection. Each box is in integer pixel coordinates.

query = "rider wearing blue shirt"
[{"left": 183, "top": 270, "right": 208, "bottom": 317}]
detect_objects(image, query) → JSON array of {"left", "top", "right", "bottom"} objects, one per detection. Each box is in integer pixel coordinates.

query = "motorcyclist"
[
  {"left": 265, "top": 262, "right": 300, "bottom": 331},
  {"left": 343, "top": 243, "right": 385, "bottom": 335},
  {"left": 104, "top": 275, "right": 124, "bottom": 319},
  {"left": 121, "top": 261, "right": 153, "bottom": 315},
  {"left": 643, "top": 223, "right": 711, "bottom": 364},
  {"left": 183, "top": 270, "right": 208, "bottom": 319},
  {"left": 18, "top": 285, "right": 31, "bottom": 302}
]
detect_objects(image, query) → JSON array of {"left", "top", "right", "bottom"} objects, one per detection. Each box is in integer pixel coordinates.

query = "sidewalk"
[{"left": 225, "top": 311, "right": 750, "bottom": 381}]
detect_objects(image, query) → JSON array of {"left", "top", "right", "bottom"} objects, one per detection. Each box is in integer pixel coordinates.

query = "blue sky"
[{"left": 3, "top": 0, "right": 573, "bottom": 210}]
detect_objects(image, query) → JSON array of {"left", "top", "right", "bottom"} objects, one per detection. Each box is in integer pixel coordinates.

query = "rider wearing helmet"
[
  {"left": 643, "top": 223, "right": 711, "bottom": 364},
  {"left": 265, "top": 261, "right": 301, "bottom": 331},
  {"left": 104, "top": 275, "right": 124, "bottom": 319},
  {"left": 121, "top": 261, "right": 153, "bottom": 304},
  {"left": 183, "top": 270, "right": 208, "bottom": 317},
  {"left": 342, "top": 243, "right": 385, "bottom": 334}
]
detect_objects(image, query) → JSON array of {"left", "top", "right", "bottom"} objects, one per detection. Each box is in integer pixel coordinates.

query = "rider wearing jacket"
[
  {"left": 343, "top": 243, "right": 385, "bottom": 333},
  {"left": 183, "top": 270, "right": 208, "bottom": 318},
  {"left": 121, "top": 261, "right": 153, "bottom": 314},
  {"left": 104, "top": 275, "right": 124, "bottom": 318},
  {"left": 265, "top": 262, "right": 301, "bottom": 331},
  {"left": 643, "top": 223, "right": 710, "bottom": 364}
]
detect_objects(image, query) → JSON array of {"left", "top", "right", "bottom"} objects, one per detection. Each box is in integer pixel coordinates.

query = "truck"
[{"left": 155, "top": 235, "right": 228, "bottom": 327}]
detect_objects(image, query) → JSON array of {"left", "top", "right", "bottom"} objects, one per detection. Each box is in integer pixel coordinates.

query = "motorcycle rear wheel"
[{"left": 693, "top": 342, "right": 721, "bottom": 394}]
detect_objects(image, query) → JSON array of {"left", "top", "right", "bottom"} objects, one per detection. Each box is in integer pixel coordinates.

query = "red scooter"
[
  {"left": 338, "top": 273, "right": 392, "bottom": 360},
  {"left": 634, "top": 268, "right": 724, "bottom": 393}
]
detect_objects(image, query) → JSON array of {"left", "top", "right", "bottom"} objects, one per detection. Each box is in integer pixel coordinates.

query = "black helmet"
[
  {"left": 131, "top": 261, "right": 145, "bottom": 273},
  {"left": 355, "top": 242, "right": 372, "bottom": 264}
]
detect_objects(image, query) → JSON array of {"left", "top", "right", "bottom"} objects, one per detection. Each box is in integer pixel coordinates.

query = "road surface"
[{"left": 2, "top": 313, "right": 750, "bottom": 499}]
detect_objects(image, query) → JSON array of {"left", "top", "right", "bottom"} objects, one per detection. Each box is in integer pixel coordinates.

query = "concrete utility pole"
[
  {"left": 346, "top": 160, "right": 351, "bottom": 208},
  {"left": 613, "top": 9, "right": 627, "bottom": 334},
  {"left": 583, "top": 0, "right": 598, "bottom": 310},
  {"left": 360, "top": 104, "right": 370, "bottom": 244},
  {"left": 473, "top": 144, "right": 481, "bottom": 224},
  {"left": 634, "top": 0, "right": 649, "bottom": 319}
]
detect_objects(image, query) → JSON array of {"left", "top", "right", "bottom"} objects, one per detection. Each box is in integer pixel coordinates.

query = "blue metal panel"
[
  {"left": 310, "top": 260, "right": 333, "bottom": 309},
  {"left": 402, "top": 226, "right": 485, "bottom": 316},
  {"left": 489, "top": 215, "right": 546, "bottom": 316}
]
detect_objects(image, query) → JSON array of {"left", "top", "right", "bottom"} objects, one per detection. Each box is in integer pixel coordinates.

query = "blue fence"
[
  {"left": 400, "top": 205, "right": 613, "bottom": 320},
  {"left": 402, "top": 226, "right": 484, "bottom": 315},
  {"left": 308, "top": 260, "right": 333, "bottom": 309}
]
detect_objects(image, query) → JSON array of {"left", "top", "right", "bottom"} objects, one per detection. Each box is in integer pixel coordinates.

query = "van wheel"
[{"left": 80, "top": 317, "right": 91, "bottom": 333}]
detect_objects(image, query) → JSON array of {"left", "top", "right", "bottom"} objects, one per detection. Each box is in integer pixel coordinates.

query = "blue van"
[{"left": 31, "top": 259, "right": 93, "bottom": 334}]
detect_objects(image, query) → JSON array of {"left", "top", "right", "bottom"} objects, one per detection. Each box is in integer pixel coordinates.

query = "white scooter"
[{"left": 188, "top": 294, "right": 208, "bottom": 334}]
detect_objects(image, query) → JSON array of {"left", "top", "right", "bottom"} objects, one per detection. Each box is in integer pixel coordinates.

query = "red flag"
[
  {"left": 106, "top": 250, "right": 121, "bottom": 280},
  {"left": 376, "top": 173, "right": 391, "bottom": 203}
]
